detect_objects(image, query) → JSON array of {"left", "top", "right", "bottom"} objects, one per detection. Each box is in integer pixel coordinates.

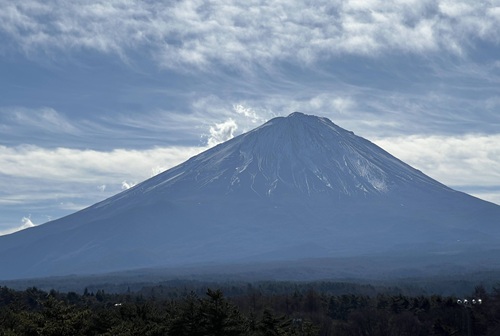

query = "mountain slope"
[{"left": 1, "top": 112, "right": 499, "bottom": 280}]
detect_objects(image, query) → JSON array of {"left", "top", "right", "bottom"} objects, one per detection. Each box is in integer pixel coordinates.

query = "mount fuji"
[{"left": 1, "top": 112, "right": 499, "bottom": 280}]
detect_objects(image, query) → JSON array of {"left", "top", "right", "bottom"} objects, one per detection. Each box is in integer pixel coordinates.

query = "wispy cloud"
[
  {"left": 186, "top": 86, "right": 499, "bottom": 142},
  {"left": 0, "top": 106, "right": 80, "bottom": 134}
]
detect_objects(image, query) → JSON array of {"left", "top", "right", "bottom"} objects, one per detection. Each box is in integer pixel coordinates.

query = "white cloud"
[
  {"left": 21, "top": 216, "right": 35, "bottom": 228},
  {"left": 121, "top": 181, "right": 136, "bottom": 190},
  {"left": 439, "top": 1, "right": 474, "bottom": 17},
  {"left": 207, "top": 119, "right": 238, "bottom": 147},
  {"left": 183, "top": 97, "right": 277, "bottom": 144},
  {"left": 0, "top": 216, "right": 36, "bottom": 236},
  {"left": 374, "top": 134, "right": 500, "bottom": 204},
  {"left": 1, "top": 1, "right": 499, "bottom": 69},
  {"left": 0, "top": 143, "right": 209, "bottom": 235},
  {"left": 469, "top": 191, "right": 500, "bottom": 206},
  {"left": 0, "top": 145, "right": 203, "bottom": 182},
  {"left": 233, "top": 104, "right": 263, "bottom": 123},
  {"left": 0, "top": 145, "right": 205, "bottom": 210}
]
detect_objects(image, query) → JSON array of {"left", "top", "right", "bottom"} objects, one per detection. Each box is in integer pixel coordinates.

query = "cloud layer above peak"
[{"left": 1, "top": 0, "right": 499, "bottom": 69}]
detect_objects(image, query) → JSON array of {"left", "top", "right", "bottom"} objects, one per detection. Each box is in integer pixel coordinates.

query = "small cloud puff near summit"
[
  {"left": 0, "top": 216, "right": 36, "bottom": 236},
  {"left": 208, "top": 119, "right": 238, "bottom": 147}
]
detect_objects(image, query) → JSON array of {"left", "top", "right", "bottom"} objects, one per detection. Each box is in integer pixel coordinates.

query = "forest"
[{"left": 1, "top": 281, "right": 499, "bottom": 335}]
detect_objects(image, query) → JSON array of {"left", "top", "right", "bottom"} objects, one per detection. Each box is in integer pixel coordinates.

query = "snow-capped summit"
[
  {"left": 110, "top": 112, "right": 444, "bottom": 203},
  {"left": 0, "top": 113, "right": 499, "bottom": 280}
]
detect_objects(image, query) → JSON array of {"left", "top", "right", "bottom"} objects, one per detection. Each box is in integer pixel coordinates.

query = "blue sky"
[{"left": 1, "top": 0, "right": 499, "bottom": 234}]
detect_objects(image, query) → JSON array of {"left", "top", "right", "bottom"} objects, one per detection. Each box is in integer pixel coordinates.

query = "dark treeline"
[{"left": 1, "top": 283, "right": 500, "bottom": 335}]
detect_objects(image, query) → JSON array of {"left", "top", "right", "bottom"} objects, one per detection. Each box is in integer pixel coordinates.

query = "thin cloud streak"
[
  {"left": 1, "top": 107, "right": 79, "bottom": 133},
  {"left": 0, "top": 145, "right": 204, "bottom": 182}
]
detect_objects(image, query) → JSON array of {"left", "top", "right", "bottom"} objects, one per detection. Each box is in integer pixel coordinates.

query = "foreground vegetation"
[{"left": 1, "top": 282, "right": 500, "bottom": 335}]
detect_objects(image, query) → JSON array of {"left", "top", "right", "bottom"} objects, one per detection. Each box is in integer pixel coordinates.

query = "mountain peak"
[
  {"left": 269, "top": 111, "right": 342, "bottom": 135},
  {"left": 130, "top": 113, "right": 443, "bottom": 202},
  {"left": 1, "top": 112, "right": 499, "bottom": 279},
  {"left": 287, "top": 111, "right": 307, "bottom": 118},
  {"left": 276, "top": 111, "right": 324, "bottom": 124}
]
